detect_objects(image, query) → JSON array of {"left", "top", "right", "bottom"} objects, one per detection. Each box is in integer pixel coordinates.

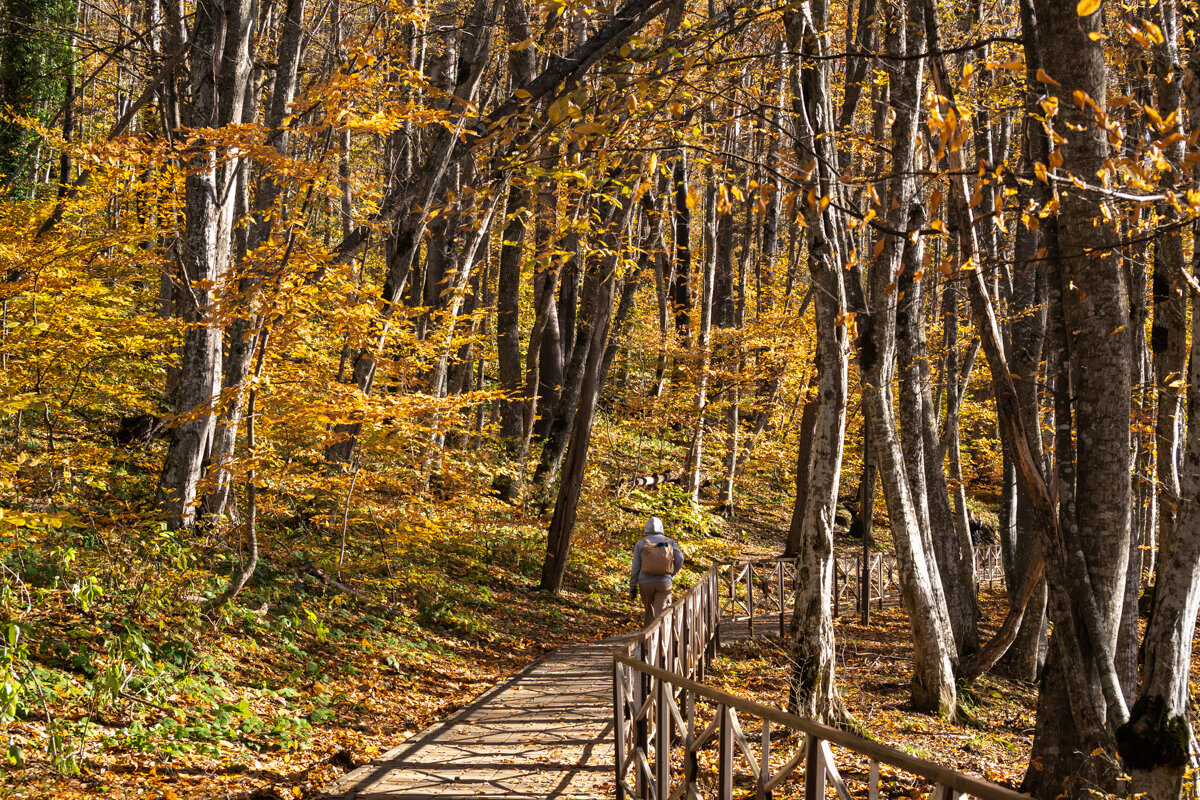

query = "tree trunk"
[
  {"left": 861, "top": 0, "right": 958, "bottom": 717},
  {"left": 497, "top": 180, "right": 529, "bottom": 449},
  {"left": 538, "top": 197, "right": 631, "bottom": 592},
  {"left": 787, "top": 230, "right": 849, "bottom": 724},
  {"left": 157, "top": 0, "right": 256, "bottom": 529},
  {"left": 203, "top": 0, "right": 308, "bottom": 520},
  {"left": 685, "top": 174, "right": 717, "bottom": 504},
  {"left": 905, "top": 224, "right": 979, "bottom": 657},
  {"left": 999, "top": 207, "right": 1048, "bottom": 679},
  {"left": 669, "top": 151, "right": 692, "bottom": 342},
  {"left": 784, "top": 374, "right": 820, "bottom": 558},
  {"left": 1115, "top": 3, "right": 1200, "bottom": 796}
]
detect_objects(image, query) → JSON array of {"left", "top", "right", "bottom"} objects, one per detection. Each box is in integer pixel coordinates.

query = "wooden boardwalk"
[
  {"left": 323, "top": 639, "right": 628, "bottom": 799},
  {"left": 323, "top": 552, "right": 1009, "bottom": 800}
]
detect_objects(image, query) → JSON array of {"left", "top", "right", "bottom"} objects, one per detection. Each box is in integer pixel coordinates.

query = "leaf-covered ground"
[
  {"left": 707, "top": 590, "right": 1036, "bottom": 799},
  {"left": 5, "top": 448, "right": 1177, "bottom": 800},
  {"left": 2, "top": 454, "right": 747, "bottom": 799}
]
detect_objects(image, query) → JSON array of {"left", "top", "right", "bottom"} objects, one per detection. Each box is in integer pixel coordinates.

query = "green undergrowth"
[{"left": 1, "top": 436, "right": 752, "bottom": 798}]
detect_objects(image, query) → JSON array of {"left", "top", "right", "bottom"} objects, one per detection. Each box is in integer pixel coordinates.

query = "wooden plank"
[
  {"left": 656, "top": 675, "right": 670, "bottom": 800},
  {"left": 821, "top": 740, "right": 853, "bottom": 800},
  {"left": 747, "top": 565, "right": 755, "bottom": 636},
  {"left": 777, "top": 562, "right": 786, "bottom": 638},
  {"left": 728, "top": 707, "right": 761, "bottom": 778},
  {"left": 757, "top": 719, "right": 770, "bottom": 800},
  {"left": 635, "top": 747, "right": 658, "bottom": 800}
]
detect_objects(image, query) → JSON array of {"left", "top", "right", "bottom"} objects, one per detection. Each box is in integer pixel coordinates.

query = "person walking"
[{"left": 629, "top": 517, "right": 685, "bottom": 626}]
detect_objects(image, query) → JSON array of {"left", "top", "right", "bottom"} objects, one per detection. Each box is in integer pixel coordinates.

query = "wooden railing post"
[
  {"left": 634, "top": 665, "right": 648, "bottom": 799},
  {"left": 777, "top": 561, "right": 786, "bottom": 638},
  {"left": 684, "top": 690, "right": 698, "bottom": 795},
  {"left": 614, "top": 662, "right": 627, "bottom": 800},
  {"left": 718, "top": 704, "right": 733, "bottom": 800},
  {"left": 747, "top": 565, "right": 755, "bottom": 636},
  {"left": 711, "top": 571, "right": 720, "bottom": 666},
  {"left": 758, "top": 719, "right": 771, "bottom": 800},
  {"left": 804, "top": 734, "right": 825, "bottom": 800},
  {"left": 833, "top": 559, "right": 840, "bottom": 618},
  {"left": 877, "top": 556, "right": 884, "bottom": 611},
  {"left": 656, "top": 673, "right": 670, "bottom": 799}
]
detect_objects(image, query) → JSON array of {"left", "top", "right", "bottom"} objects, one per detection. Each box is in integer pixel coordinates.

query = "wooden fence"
[
  {"left": 718, "top": 546, "right": 1004, "bottom": 625},
  {"left": 613, "top": 554, "right": 1024, "bottom": 800}
]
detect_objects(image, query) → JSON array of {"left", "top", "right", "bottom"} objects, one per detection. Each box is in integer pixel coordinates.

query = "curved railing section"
[{"left": 613, "top": 556, "right": 1024, "bottom": 800}]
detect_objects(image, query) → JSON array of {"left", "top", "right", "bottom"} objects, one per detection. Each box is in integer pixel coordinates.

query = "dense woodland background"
[{"left": 4, "top": 0, "right": 1200, "bottom": 796}]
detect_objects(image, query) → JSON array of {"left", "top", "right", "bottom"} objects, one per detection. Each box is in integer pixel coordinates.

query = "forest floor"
[
  {"left": 2, "top": 462, "right": 1045, "bottom": 800},
  {"left": 708, "top": 590, "right": 1035, "bottom": 798}
]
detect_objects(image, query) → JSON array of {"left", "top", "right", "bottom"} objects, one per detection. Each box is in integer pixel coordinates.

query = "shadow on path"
[{"left": 322, "top": 636, "right": 634, "bottom": 799}]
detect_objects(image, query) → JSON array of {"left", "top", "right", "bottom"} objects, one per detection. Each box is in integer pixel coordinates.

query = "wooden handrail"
[{"left": 613, "top": 556, "right": 1026, "bottom": 800}]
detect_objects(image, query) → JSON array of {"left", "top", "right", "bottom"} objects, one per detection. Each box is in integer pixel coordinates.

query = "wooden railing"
[
  {"left": 613, "top": 556, "right": 1025, "bottom": 800},
  {"left": 718, "top": 546, "right": 1005, "bottom": 624}
]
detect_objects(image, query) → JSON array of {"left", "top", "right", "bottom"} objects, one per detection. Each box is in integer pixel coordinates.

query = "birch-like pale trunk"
[
  {"left": 685, "top": 175, "right": 716, "bottom": 505},
  {"left": 861, "top": 0, "right": 957, "bottom": 716},
  {"left": 204, "top": 0, "right": 307, "bottom": 519},
  {"left": 787, "top": 237, "right": 848, "bottom": 723},
  {"left": 780, "top": 1, "right": 859, "bottom": 724}
]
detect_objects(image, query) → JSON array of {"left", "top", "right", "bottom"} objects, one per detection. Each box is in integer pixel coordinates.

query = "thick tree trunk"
[
  {"left": 1121, "top": 283, "right": 1200, "bottom": 797},
  {"left": 157, "top": 0, "right": 256, "bottom": 529},
  {"left": 1116, "top": 4, "right": 1200, "bottom": 795},
  {"left": 781, "top": 0, "right": 862, "bottom": 723},
  {"left": 904, "top": 225, "right": 979, "bottom": 657}
]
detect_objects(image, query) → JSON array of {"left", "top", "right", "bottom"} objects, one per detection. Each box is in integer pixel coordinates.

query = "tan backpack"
[{"left": 641, "top": 540, "right": 675, "bottom": 577}]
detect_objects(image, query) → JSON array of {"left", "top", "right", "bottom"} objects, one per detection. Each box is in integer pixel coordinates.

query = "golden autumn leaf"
[
  {"left": 1076, "top": 0, "right": 1100, "bottom": 16},
  {"left": 1036, "top": 68, "right": 1062, "bottom": 87}
]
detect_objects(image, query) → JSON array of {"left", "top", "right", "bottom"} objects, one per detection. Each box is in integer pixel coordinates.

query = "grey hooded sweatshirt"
[{"left": 629, "top": 516, "right": 685, "bottom": 591}]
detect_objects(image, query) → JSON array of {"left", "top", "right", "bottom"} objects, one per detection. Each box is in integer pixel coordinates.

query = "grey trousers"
[{"left": 639, "top": 579, "right": 673, "bottom": 626}]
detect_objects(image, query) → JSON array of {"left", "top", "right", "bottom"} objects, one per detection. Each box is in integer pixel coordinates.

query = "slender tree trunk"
[
  {"left": 685, "top": 174, "right": 716, "bottom": 504},
  {"left": 1000, "top": 209, "right": 1048, "bottom": 678},
  {"left": 669, "top": 151, "right": 692, "bottom": 342},
  {"left": 784, "top": 374, "right": 820, "bottom": 558},
  {"left": 787, "top": 229, "right": 849, "bottom": 724},
  {"left": 204, "top": 0, "right": 307, "bottom": 519},
  {"left": 861, "top": 0, "right": 958, "bottom": 717},
  {"left": 497, "top": 180, "right": 529, "bottom": 449},
  {"left": 538, "top": 194, "right": 633, "bottom": 591}
]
